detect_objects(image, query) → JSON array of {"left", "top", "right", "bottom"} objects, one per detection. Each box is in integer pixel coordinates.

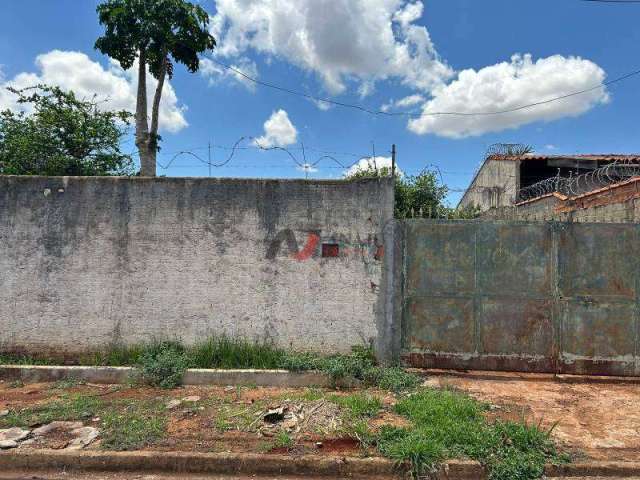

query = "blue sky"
[{"left": 1, "top": 0, "right": 640, "bottom": 204}]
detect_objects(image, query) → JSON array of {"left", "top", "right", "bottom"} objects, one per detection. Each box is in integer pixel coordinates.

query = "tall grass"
[
  {"left": 186, "top": 336, "right": 288, "bottom": 369},
  {"left": 377, "top": 388, "right": 567, "bottom": 480}
]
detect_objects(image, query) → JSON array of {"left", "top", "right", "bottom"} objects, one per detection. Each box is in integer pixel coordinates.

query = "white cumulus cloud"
[
  {"left": 381, "top": 94, "right": 425, "bottom": 112},
  {"left": 0, "top": 50, "right": 187, "bottom": 133},
  {"left": 208, "top": 0, "right": 453, "bottom": 95},
  {"left": 407, "top": 54, "right": 609, "bottom": 138},
  {"left": 254, "top": 109, "right": 298, "bottom": 148}
]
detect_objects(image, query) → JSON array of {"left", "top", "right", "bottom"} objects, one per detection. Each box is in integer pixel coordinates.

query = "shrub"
[
  {"left": 363, "top": 366, "right": 421, "bottom": 392},
  {"left": 137, "top": 346, "right": 188, "bottom": 389}
]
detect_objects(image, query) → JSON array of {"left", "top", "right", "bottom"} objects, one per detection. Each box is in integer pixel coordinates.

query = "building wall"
[
  {"left": 458, "top": 159, "right": 519, "bottom": 211},
  {"left": 0, "top": 176, "right": 394, "bottom": 358},
  {"left": 484, "top": 193, "right": 640, "bottom": 222}
]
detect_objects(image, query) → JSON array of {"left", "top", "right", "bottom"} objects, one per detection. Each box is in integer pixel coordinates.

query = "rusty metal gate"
[{"left": 401, "top": 220, "right": 640, "bottom": 376}]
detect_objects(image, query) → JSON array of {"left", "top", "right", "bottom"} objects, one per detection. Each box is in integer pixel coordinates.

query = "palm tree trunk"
[
  {"left": 147, "top": 53, "right": 168, "bottom": 176},
  {"left": 135, "top": 47, "right": 155, "bottom": 177}
]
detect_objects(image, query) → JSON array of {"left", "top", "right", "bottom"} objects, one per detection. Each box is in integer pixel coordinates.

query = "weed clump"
[
  {"left": 100, "top": 400, "right": 166, "bottom": 450},
  {"left": 363, "top": 366, "right": 421, "bottom": 392},
  {"left": 330, "top": 393, "right": 382, "bottom": 418},
  {"left": 376, "top": 388, "right": 567, "bottom": 480},
  {"left": 136, "top": 342, "right": 188, "bottom": 389}
]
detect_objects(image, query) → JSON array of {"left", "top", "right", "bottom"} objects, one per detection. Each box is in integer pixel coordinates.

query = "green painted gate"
[{"left": 400, "top": 220, "right": 640, "bottom": 376}]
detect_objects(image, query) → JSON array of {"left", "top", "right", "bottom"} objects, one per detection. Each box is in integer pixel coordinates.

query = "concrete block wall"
[
  {"left": 483, "top": 192, "right": 640, "bottom": 223},
  {"left": 458, "top": 159, "right": 519, "bottom": 211},
  {"left": 0, "top": 176, "right": 394, "bottom": 358}
]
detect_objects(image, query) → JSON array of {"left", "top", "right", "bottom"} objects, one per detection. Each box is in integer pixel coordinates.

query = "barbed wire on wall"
[
  {"left": 516, "top": 160, "right": 640, "bottom": 202},
  {"left": 153, "top": 136, "right": 384, "bottom": 181},
  {"left": 484, "top": 143, "right": 533, "bottom": 159}
]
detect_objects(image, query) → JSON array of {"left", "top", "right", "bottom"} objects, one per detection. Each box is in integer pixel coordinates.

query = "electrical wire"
[{"left": 209, "top": 58, "right": 640, "bottom": 118}]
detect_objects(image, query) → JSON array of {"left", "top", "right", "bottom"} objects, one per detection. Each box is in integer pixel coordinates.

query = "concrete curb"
[
  {"left": 0, "top": 450, "right": 399, "bottom": 478},
  {"left": 0, "top": 365, "right": 331, "bottom": 387},
  {"left": 417, "top": 368, "right": 640, "bottom": 385},
  {"left": 1, "top": 450, "right": 639, "bottom": 479},
  {"left": 545, "top": 461, "right": 640, "bottom": 478}
]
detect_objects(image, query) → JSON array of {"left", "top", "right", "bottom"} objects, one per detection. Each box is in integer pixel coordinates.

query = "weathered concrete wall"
[
  {"left": 401, "top": 219, "right": 640, "bottom": 376},
  {"left": 486, "top": 197, "right": 640, "bottom": 223},
  {"left": 458, "top": 159, "right": 519, "bottom": 211},
  {"left": 0, "top": 176, "right": 394, "bottom": 358}
]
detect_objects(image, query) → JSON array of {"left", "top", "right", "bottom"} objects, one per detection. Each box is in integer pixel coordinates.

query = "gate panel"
[
  {"left": 557, "top": 224, "right": 640, "bottom": 375},
  {"left": 402, "top": 220, "right": 557, "bottom": 373},
  {"left": 401, "top": 220, "right": 640, "bottom": 376}
]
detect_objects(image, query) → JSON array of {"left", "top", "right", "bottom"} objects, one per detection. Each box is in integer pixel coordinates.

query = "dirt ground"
[
  {"left": 2, "top": 374, "right": 639, "bottom": 463},
  {"left": 424, "top": 373, "right": 640, "bottom": 462},
  {"left": 0, "top": 381, "right": 401, "bottom": 457}
]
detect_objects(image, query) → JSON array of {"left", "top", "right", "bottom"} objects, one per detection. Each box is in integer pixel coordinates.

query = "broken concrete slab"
[
  {"left": 181, "top": 395, "right": 201, "bottom": 402},
  {"left": 0, "top": 428, "right": 30, "bottom": 444},
  {"left": 166, "top": 399, "right": 182, "bottom": 410},
  {"left": 32, "top": 421, "right": 83, "bottom": 436},
  {"left": 0, "top": 440, "right": 18, "bottom": 449},
  {"left": 67, "top": 427, "right": 99, "bottom": 450}
]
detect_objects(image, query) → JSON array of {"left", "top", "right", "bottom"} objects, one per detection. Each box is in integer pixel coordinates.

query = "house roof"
[{"left": 488, "top": 153, "right": 640, "bottom": 162}]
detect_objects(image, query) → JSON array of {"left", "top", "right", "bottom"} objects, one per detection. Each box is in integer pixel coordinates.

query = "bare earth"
[
  {"left": 1, "top": 373, "right": 639, "bottom": 464},
  {"left": 424, "top": 373, "right": 640, "bottom": 462}
]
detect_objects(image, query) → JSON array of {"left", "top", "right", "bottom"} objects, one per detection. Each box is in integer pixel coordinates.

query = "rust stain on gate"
[{"left": 401, "top": 220, "right": 640, "bottom": 376}]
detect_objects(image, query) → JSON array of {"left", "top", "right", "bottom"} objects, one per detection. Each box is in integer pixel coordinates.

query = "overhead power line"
[{"left": 210, "top": 58, "right": 640, "bottom": 118}]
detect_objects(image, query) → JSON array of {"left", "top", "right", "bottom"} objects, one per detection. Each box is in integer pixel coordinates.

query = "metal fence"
[{"left": 400, "top": 220, "right": 640, "bottom": 376}]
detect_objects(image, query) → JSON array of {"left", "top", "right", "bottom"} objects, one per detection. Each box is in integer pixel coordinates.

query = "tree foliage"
[
  {"left": 95, "top": 0, "right": 216, "bottom": 176},
  {"left": 0, "top": 85, "right": 134, "bottom": 176},
  {"left": 347, "top": 165, "right": 479, "bottom": 219}
]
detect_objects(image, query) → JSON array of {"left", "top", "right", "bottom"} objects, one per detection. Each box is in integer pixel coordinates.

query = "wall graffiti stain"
[
  {"left": 266, "top": 229, "right": 384, "bottom": 263},
  {"left": 293, "top": 233, "right": 320, "bottom": 261},
  {"left": 265, "top": 229, "right": 299, "bottom": 260}
]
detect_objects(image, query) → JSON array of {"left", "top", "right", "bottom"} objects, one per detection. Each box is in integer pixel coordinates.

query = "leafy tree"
[
  {"left": 346, "top": 165, "right": 479, "bottom": 219},
  {"left": 95, "top": 0, "right": 216, "bottom": 176},
  {"left": 0, "top": 85, "right": 134, "bottom": 176}
]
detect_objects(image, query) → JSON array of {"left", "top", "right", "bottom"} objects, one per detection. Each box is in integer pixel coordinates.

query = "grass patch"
[
  {"left": 330, "top": 393, "right": 382, "bottom": 418},
  {"left": 0, "top": 393, "right": 168, "bottom": 451},
  {"left": 274, "top": 430, "right": 294, "bottom": 449},
  {"left": 100, "top": 400, "right": 167, "bottom": 450},
  {"left": 0, "top": 353, "right": 55, "bottom": 365},
  {"left": 0, "top": 393, "right": 103, "bottom": 428},
  {"left": 376, "top": 388, "right": 567, "bottom": 480},
  {"left": 187, "top": 337, "right": 288, "bottom": 369},
  {"left": 363, "top": 366, "right": 422, "bottom": 392}
]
